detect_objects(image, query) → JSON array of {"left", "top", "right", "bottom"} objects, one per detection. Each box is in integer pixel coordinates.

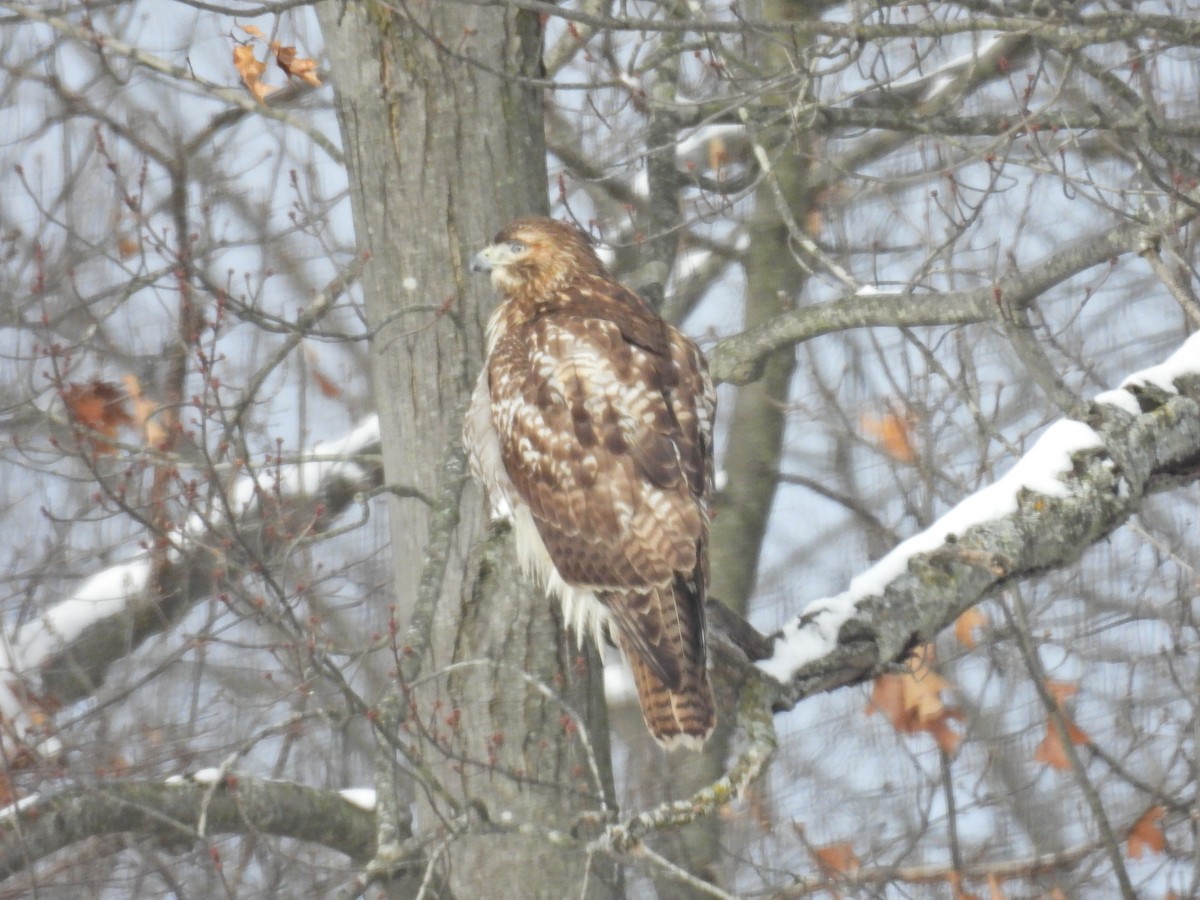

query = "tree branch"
[
  {"left": 1, "top": 417, "right": 384, "bottom": 755},
  {"left": 755, "top": 334, "right": 1200, "bottom": 708},
  {"left": 0, "top": 773, "right": 380, "bottom": 881},
  {"left": 707, "top": 214, "right": 1184, "bottom": 385}
]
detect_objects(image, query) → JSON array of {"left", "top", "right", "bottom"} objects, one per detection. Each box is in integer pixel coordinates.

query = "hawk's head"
[{"left": 471, "top": 217, "right": 605, "bottom": 299}]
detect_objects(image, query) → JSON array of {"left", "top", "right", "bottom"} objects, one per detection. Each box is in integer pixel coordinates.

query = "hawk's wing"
[{"left": 487, "top": 300, "right": 713, "bottom": 689}]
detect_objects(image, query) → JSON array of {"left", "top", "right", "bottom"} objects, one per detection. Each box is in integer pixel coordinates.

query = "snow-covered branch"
[
  {"left": 0, "top": 417, "right": 383, "bottom": 758},
  {"left": 0, "top": 771, "right": 380, "bottom": 879},
  {"left": 756, "top": 333, "right": 1200, "bottom": 705}
]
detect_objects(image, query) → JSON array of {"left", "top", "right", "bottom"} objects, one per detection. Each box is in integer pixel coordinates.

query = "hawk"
[{"left": 464, "top": 216, "right": 716, "bottom": 750}]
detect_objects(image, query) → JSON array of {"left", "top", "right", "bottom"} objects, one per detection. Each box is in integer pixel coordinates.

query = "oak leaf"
[
  {"left": 860, "top": 409, "right": 917, "bottom": 463},
  {"left": 812, "top": 841, "right": 860, "bottom": 877},
  {"left": 1126, "top": 805, "right": 1166, "bottom": 859},
  {"left": 271, "top": 42, "right": 321, "bottom": 87},
  {"left": 1033, "top": 681, "right": 1091, "bottom": 770},
  {"left": 62, "top": 380, "right": 133, "bottom": 455},
  {"left": 954, "top": 607, "right": 989, "bottom": 649},
  {"left": 868, "top": 644, "right": 963, "bottom": 753},
  {"left": 233, "top": 44, "right": 274, "bottom": 102}
]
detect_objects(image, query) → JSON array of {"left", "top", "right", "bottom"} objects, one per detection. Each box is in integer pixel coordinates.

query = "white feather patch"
[{"left": 511, "top": 504, "right": 612, "bottom": 649}]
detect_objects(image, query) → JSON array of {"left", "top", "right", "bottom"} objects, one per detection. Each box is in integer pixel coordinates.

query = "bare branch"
[{"left": 0, "top": 773, "right": 380, "bottom": 881}]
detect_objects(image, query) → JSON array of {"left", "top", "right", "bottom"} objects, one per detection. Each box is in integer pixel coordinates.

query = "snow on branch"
[
  {"left": 853, "top": 32, "right": 1020, "bottom": 108},
  {"left": 757, "top": 333, "right": 1200, "bottom": 703},
  {"left": 0, "top": 772, "right": 379, "bottom": 878},
  {"left": 0, "top": 416, "right": 383, "bottom": 758}
]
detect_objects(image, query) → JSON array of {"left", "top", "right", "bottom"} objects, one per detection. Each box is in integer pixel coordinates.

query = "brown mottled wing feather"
[
  {"left": 487, "top": 277, "right": 715, "bottom": 746},
  {"left": 489, "top": 310, "right": 703, "bottom": 591}
]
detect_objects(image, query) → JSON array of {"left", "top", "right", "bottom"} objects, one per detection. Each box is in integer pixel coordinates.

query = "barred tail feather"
[{"left": 617, "top": 630, "right": 715, "bottom": 750}]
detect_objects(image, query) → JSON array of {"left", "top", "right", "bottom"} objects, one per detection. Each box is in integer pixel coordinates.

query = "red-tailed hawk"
[{"left": 464, "top": 217, "right": 716, "bottom": 750}]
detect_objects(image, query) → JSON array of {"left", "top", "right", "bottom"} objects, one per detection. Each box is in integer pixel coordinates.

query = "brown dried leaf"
[
  {"left": 867, "top": 645, "right": 963, "bottom": 753},
  {"left": 1033, "top": 681, "right": 1091, "bottom": 770},
  {"left": 303, "top": 345, "right": 342, "bottom": 399},
  {"left": 812, "top": 841, "right": 860, "bottom": 877},
  {"left": 1127, "top": 805, "right": 1166, "bottom": 859},
  {"left": 1033, "top": 726, "right": 1072, "bottom": 770},
  {"left": 121, "top": 374, "right": 167, "bottom": 447},
  {"left": 986, "top": 873, "right": 1006, "bottom": 900},
  {"left": 238, "top": 23, "right": 265, "bottom": 38},
  {"left": 1045, "top": 680, "right": 1079, "bottom": 705},
  {"left": 116, "top": 235, "right": 138, "bottom": 260},
  {"left": 271, "top": 42, "right": 321, "bottom": 87},
  {"left": 860, "top": 410, "right": 917, "bottom": 464},
  {"left": 954, "top": 607, "right": 989, "bottom": 649},
  {"left": 233, "top": 44, "right": 275, "bottom": 102},
  {"left": 62, "top": 380, "right": 133, "bottom": 455},
  {"left": 928, "top": 713, "right": 965, "bottom": 755}
]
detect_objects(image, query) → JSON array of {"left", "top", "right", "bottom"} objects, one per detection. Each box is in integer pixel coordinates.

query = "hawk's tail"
[{"left": 619, "top": 638, "right": 716, "bottom": 750}]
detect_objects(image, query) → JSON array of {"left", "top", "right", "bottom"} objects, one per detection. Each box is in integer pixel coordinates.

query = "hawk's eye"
[{"left": 507, "top": 240, "right": 527, "bottom": 254}]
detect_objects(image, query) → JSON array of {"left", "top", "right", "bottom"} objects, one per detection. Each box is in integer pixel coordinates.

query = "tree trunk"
[{"left": 319, "top": 5, "right": 619, "bottom": 896}]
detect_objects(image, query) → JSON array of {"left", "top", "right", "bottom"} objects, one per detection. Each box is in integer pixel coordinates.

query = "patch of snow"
[
  {"left": 632, "top": 169, "right": 649, "bottom": 199},
  {"left": 18, "top": 558, "right": 153, "bottom": 668},
  {"left": 219, "top": 415, "right": 381, "bottom": 520},
  {"left": 1094, "top": 388, "right": 1141, "bottom": 415},
  {"left": 673, "top": 247, "right": 712, "bottom": 280},
  {"left": 1120, "top": 331, "right": 1200, "bottom": 394},
  {"left": 675, "top": 123, "right": 746, "bottom": 170},
  {"left": 595, "top": 242, "right": 616, "bottom": 269},
  {"left": 0, "top": 794, "right": 39, "bottom": 819},
  {"left": 603, "top": 658, "right": 636, "bottom": 705},
  {"left": 922, "top": 73, "right": 957, "bottom": 103},
  {"left": 618, "top": 72, "right": 642, "bottom": 94},
  {"left": 339, "top": 788, "right": 376, "bottom": 811},
  {"left": 756, "top": 595, "right": 857, "bottom": 683},
  {"left": 166, "top": 767, "right": 228, "bottom": 786}
]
